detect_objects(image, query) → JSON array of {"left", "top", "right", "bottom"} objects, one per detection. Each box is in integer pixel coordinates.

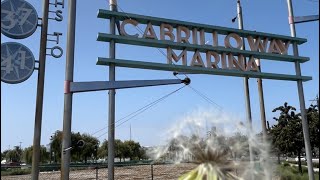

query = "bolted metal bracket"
[{"left": 182, "top": 77, "right": 191, "bottom": 85}]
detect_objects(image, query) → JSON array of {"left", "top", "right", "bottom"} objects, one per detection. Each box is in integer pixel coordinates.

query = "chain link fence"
[{"left": 1, "top": 163, "right": 198, "bottom": 179}]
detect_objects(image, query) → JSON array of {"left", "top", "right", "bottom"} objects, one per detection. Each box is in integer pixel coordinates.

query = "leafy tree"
[
  {"left": 40, "top": 146, "right": 50, "bottom": 163},
  {"left": 138, "top": 147, "right": 148, "bottom": 160},
  {"left": 50, "top": 131, "right": 100, "bottom": 163},
  {"left": 23, "top": 146, "right": 33, "bottom": 164},
  {"left": 6, "top": 146, "right": 22, "bottom": 163},
  {"left": 123, "top": 140, "right": 141, "bottom": 161},
  {"left": 79, "top": 133, "right": 99, "bottom": 163},
  {"left": 70, "top": 132, "right": 83, "bottom": 162},
  {"left": 23, "top": 146, "right": 49, "bottom": 164},
  {"left": 306, "top": 104, "right": 319, "bottom": 151},
  {"left": 306, "top": 103, "right": 319, "bottom": 165},
  {"left": 270, "top": 102, "right": 304, "bottom": 174},
  {"left": 97, "top": 140, "right": 108, "bottom": 159},
  {"left": 2, "top": 150, "right": 9, "bottom": 161},
  {"left": 115, "top": 139, "right": 125, "bottom": 162},
  {"left": 50, "top": 130, "right": 63, "bottom": 163}
]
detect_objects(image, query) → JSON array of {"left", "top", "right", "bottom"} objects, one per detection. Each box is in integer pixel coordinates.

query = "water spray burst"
[{"left": 149, "top": 108, "right": 273, "bottom": 180}]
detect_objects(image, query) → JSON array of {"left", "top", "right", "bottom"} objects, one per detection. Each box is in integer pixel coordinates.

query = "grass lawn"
[{"left": 277, "top": 162, "right": 319, "bottom": 180}]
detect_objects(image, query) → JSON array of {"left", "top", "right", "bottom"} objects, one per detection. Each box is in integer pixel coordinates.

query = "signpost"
[{"left": 1, "top": 0, "right": 65, "bottom": 179}]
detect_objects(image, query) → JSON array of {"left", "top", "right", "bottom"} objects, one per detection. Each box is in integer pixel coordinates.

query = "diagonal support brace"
[
  {"left": 69, "top": 78, "right": 190, "bottom": 93},
  {"left": 294, "top": 15, "right": 319, "bottom": 24}
]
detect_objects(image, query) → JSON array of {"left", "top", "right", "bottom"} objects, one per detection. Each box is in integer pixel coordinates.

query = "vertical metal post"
[
  {"left": 96, "top": 167, "right": 98, "bottom": 180},
  {"left": 108, "top": 0, "right": 117, "bottom": 180},
  {"left": 317, "top": 95, "right": 319, "bottom": 168},
  {"left": 286, "top": 1, "right": 315, "bottom": 179},
  {"left": 151, "top": 164, "right": 154, "bottom": 180},
  {"left": 130, "top": 124, "right": 131, "bottom": 141},
  {"left": 256, "top": 60, "right": 268, "bottom": 143},
  {"left": 61, "top": 0, "right": 76, "bottom": 179},
  {"left": 236, "top": 1, "right": 254, "bottom": 179},
  {"left": 255, "top": 60, "right": 271, "bottom": 180},
  {"left": 31, "top": 0, "right": 49, "bottom": 179}
]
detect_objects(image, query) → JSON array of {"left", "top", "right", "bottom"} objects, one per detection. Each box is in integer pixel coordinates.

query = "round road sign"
[
  {"left": 1, "top": 0, "right": 38, "bottom": 39},
  {"left": 1, "top": 42, "right": 35, "bottom": 84}
]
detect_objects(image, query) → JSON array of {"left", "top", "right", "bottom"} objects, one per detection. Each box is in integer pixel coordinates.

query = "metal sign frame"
[
  {"left": 60, "top": 1, "right": 315, "bottom": 180},
  {"left": 96, "top": 9, "right": 312, "bottom": 82}
]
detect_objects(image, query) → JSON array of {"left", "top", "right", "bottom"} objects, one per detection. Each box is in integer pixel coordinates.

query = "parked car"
[{"left": 295, "top": 156, "right": 306, "bottom": 162}]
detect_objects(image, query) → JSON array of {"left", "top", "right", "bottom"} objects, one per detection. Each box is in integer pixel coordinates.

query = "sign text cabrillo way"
[
  {"left": 97, "top": 10, "right": 311, "bottom": 81},
  {"left": 120, "top": 18, "right": 291, "bottom": 72}
]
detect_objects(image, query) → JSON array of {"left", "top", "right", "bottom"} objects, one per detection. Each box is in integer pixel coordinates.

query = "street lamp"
[{"left": 50, "top": 135, "right": 54, "bottom": 164}]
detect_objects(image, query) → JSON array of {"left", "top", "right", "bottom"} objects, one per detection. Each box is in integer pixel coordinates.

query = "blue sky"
[{"left": 1, "top": 0, "right": 319, "bottom": 151}]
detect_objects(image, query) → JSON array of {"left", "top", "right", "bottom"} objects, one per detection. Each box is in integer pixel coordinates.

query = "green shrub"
[
  {"left": 283, "top": 162, "right": 290, "bottom": 166},
  {"left": 1, "top": 168, "right": 31, "bottom": 176},
  {"left": 277, "top": 164, "right": 319, "bottom": 180}
]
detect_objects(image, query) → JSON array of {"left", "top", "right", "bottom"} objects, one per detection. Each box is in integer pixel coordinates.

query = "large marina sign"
[{"left": 96, "top": 10, "right": 311, "bottom": 82}]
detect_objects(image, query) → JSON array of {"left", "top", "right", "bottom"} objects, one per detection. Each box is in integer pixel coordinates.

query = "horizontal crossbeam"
[
  {"left": 97, "top": 9, "right": 307, "bottom": 45},
  {"left": 70, "top": 78, "right": 189, "bottom": 93},
  {"left": 97, "top": 58, "right": 312, "bottom": 82},
  {"left": 97, "top": 33, "right": 309, "bottom": 63},
  {"left": 294, "top": 15, "right": 319, "bottom": 24}
]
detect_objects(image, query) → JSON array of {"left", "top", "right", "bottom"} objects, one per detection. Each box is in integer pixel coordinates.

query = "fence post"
[
  {"left": 96, "top": 166, "right": 98, "bottom": 180},
  {"left": 151, "top": 164, "right": 154, "bottom": 180}
]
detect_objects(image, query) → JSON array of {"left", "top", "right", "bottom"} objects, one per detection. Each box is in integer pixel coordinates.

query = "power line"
[
  {"left": 93, "top": 85, "right": 187, "bottom": 140},
  {"left": 187, "top": 85, "right": 223, "bottom": 111}
]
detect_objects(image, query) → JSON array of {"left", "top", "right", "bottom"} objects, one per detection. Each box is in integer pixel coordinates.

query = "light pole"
[
  {"left": 286, "top": 0, "right": 315, "bottom": 179},
  {"left": 50, "top": 135, "right": 53, "bottom": 164},
  {"left": 235, "top": 1, "right": 254, "bottom": 178}
]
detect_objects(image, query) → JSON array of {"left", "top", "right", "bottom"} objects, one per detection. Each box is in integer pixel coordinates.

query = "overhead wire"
[{"left": 94, "top": 85, "right": 187, "bottom": 140}]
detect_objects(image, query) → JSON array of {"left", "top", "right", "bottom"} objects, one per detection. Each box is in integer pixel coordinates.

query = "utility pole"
[
  {"left": 236, "top": 0, "right": 254, "bottom": 167},
  {"left": 108, "top": 0, "right": 117, "bottom": 180},
  {"left": 255, "top": 60, "right": 268, "bottom": 143},
  {"left": 286, "top": 0, "right": 315, "bottom": 179},
  {"left": 61, "top": 0, "right": 76, "bottom": 179},
  {"left": 130, "top": 124, "right": 132, "bottom": 141},
  {"left": 32, "top": 0, "right": 49, "bottom": 179}
]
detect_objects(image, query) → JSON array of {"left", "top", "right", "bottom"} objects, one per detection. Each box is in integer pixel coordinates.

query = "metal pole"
[
  {"left": 286, "top": 0, "right": 315, "bottom": 179},
  {"left": 317, "top": 95, "right": 319, "bottom": 169},
  {"left": 256, "top": 61, "right": 268, "bottom": 143},
  {"left": 236, "top": 1, "right": 254, "bottom": 179},
  {"left": 256, "top": 60, "right": 271, "bottom": 180},
  {"left": 130, "top": 124, "right": 131, "bottom": 141},
  {"left": 108, "top": 0, "right": 117, "bottom": 180},
  {"left": 31, "top": 0, "right": 49, "bottom": 179},
  {"left": 151, "top": 164, "right": 154, "bottom": 180},
  {"left": 61, "top": 0, "right": 76, "bottom": 179}
]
